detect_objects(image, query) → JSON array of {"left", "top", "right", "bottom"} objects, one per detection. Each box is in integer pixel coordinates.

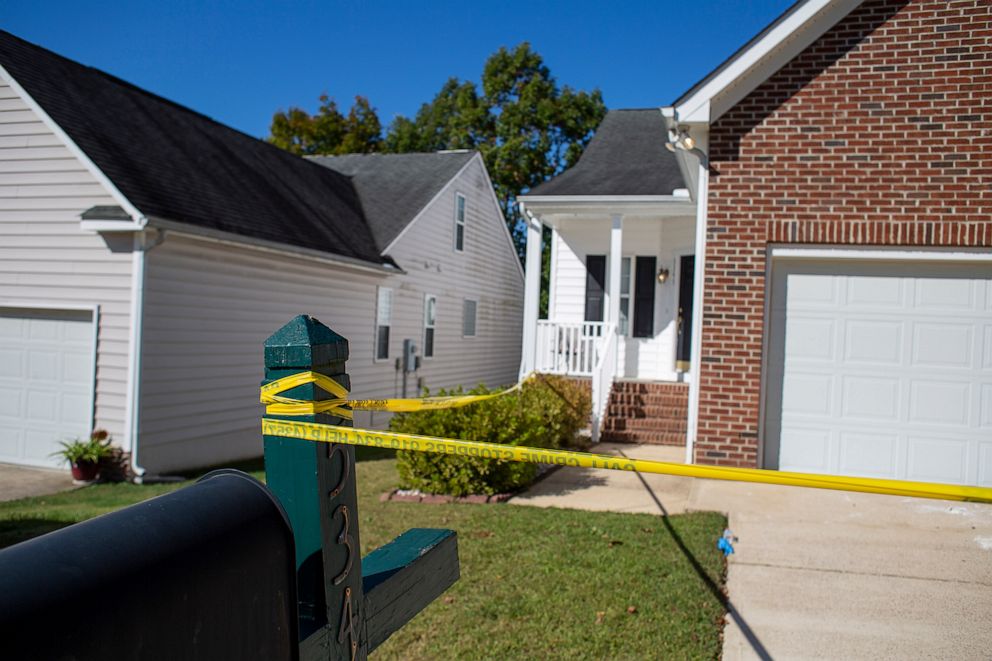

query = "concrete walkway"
[
  {"left": 511, "top": 443, "right": 992, "bottom": 660},
  {"left": 0, "top": 463, "right": 75, "bottom": 502}
]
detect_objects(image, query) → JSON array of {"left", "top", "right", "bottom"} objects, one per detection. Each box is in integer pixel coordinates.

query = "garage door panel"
[
  {"left": 0, "top": 349, "right": 22, "bottom": 377},
  {"left": 981, "top": 385, "right": 992, "bottom": 428},
  {"left": 839, "top": 431, "right": 898, "bottom": 478},
  {"left": 767, "top": 259, "right": 991, "bottom": 487},
  {"left": 0, "top": 426, "right": 20, "bottom": 457},
  {"left": 782, "top": 373, "right": 833, "bottom": 415},
  {"left": 785, "top": 318, "right": 834, "bottom": 361},
  {"left": 844, "top": 320, "right": 902, "bottom": 364},
  {"left": 913, "top": 277, "right": 974, "bottom": 310},
  {"left": 846, "top": 275, "right": 902, "bottom": 307},
  {"left": 841, "top": 375, "right": 899, "bottom": 421},
  {"left": 907, "top": 436, "right": 968, "bottom": 484},
  {"left": 787, "top": 273, "right": 838, "bottom": 306},
  {"left": 0, "top": 387, "right": 20, "bottom": 417},
  {"left": 912, "top": 323, "right": 972, "bottom": 368},
  {"left": 979, "top": 444, "right": 992, "bottom": 487},
  {"left": 779, "top": 428, "right": 831, "bottom": 472},
  {"left": 909, "top": 381, "right": 970, "bottom": 426}
]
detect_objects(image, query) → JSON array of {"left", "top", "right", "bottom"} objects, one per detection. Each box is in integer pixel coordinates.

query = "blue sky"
[{"left": 2, "top": 1, "right": 793, "bottom": 139}]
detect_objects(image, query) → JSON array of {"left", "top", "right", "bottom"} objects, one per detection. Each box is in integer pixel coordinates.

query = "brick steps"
[{"left": 601, "top": 380, "right": 688, "bottom": 446}]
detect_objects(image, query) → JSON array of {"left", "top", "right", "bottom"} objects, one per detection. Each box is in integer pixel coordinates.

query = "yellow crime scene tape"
[
  {"left": 260, "top": 418, "right": 992, "bottom": 504},
  {"left": 260, "top": 374, "right": 992, "bottom": 504},
  {"left": 260, "top": 371, "right": 525, "bottom": 417}
]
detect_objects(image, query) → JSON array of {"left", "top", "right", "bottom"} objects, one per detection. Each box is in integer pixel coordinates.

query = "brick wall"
[{"left": 696, "top": 0, "right": 992, "bottom": 467}]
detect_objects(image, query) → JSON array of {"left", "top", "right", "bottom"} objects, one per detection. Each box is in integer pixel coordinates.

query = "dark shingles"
[
  {"left": 526, "top": 109, "right": 684, "bottom": 197},
  {"left": 0, "top": 31, "right": 383, "bottom": 265},
  {"left": 311, "top": 151, "right": 476, "bottom": 250}
]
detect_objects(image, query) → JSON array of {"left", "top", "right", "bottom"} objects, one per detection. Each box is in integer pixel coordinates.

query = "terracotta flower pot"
[{"left": 71, "top": 461, "right": 99, "bottom": 483}]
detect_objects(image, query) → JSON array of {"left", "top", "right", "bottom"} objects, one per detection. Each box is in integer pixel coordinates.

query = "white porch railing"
[
  {"left": 590, "top": 323, "right": 618, "bottom": 443},
  {"left": 535, "top": 321, "right": 607, "bottom": 376}
]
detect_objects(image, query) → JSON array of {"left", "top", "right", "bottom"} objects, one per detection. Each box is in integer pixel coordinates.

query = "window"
[
  {"left": 633, "top": 256, "right": 656, "bottom": 338},
  {"left": 619, "top": 257, "right": 631, "bottom": 335},
  {"left": 584, "top": 255, "right": 606, "bottom": 322},
  {"left": 462, "top": 299, "right": 477, "bottom": 337},
  {"left": 454, "top": 192, "right": 466, "bottom": 252},
  {"left": 423, "top": 295, "right": 436, "bottom": 358},
  {"left": 375, "top": 287, "right": 392, "bottom": 360}
]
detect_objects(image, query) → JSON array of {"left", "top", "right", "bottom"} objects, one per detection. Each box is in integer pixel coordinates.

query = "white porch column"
[
  {"left": 607, "top": 214, "right": 623, "bottom": 327},
  {"left": 685, "top": 161, "right": 710, "bottom": 465},
  {"left": 520, "top": 207, "right": 543, "bottom": 379}
]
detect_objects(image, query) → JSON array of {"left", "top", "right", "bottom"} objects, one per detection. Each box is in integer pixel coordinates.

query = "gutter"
[{"left": 148, "top": 217, "right": 403, "bottom": 276}]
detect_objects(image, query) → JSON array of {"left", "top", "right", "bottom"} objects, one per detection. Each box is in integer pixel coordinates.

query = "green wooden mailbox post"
[{"left": 263, "top": 315, "right": 459, "bottom": 660}]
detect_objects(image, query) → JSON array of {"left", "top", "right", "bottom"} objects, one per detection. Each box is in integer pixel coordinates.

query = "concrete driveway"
[
  {"left": 0, "top": 463, "right": 75, "bottom": 502},
  {"left": 511, "top": 444, "right": 992, "bottom": 660}
]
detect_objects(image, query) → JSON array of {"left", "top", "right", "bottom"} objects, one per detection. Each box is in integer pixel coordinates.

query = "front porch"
[{"left": 519, "top": 206, "right": 697, "bottom": 443}]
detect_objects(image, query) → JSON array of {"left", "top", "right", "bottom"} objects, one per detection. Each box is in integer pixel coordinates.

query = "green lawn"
[{"left": 0, "top": 451, "right": 728, "bottom": 660}]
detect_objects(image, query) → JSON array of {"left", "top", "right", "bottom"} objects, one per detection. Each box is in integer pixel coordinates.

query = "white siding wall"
[
  {"left": 386, "top": 155, "right": 524, "bottom": 394},
  {"left": 550, "top": 215, "right": 695, "bottom": 380},
  {"left": 0, "top": 80, "right": 132, "bottom": 442},
  {"left": 139, "top": 156, "right": 523, "bottom": 472}
]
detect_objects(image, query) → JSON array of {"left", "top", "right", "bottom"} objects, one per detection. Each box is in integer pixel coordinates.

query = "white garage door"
[
  {"left": 0, "top": 308, "right": 95, "bottom": 468},
  {"left": 765, "top": 259, "right": 992, "bottom": 487}
]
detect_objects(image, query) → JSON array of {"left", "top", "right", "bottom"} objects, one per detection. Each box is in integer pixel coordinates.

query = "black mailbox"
[{"left": 0, "top": 470, "right": 298, "bottom": 661}]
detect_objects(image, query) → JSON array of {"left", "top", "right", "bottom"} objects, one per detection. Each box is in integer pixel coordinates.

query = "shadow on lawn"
[{"left": 615, "top": 449, "right": 773, "bottom": 661}]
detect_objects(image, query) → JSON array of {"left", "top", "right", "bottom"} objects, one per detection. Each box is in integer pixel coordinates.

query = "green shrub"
[{"left": 391, "top": 375, "right": 591, "bottom": 496}]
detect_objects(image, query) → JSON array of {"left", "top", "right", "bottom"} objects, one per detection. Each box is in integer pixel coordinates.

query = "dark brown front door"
[{"left": 676, "top": 255, "right": 694, "bottom": 371}]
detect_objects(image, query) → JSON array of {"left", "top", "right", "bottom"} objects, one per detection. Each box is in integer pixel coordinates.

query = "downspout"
[{"left": 126, "top": 226, "right": 164, "bottom": 482}]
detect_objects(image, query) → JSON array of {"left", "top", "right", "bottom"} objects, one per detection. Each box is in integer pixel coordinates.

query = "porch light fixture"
[
  {"left": 657, "top": 268, "right": 670, "bottom": 284},
  {"left": 665, "top": 126, "right": 695, "bottom": 152}
]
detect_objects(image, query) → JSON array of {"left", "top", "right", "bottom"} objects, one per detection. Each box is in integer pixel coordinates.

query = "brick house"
[{"left": 520, "top": 0, "right": 990, "bottom": 487}]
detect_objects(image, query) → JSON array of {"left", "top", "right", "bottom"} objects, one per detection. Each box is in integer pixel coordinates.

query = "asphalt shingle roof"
[
  {"left": 526, "top": 109, "right": 685, "bottom": 197},
  {"left": 311, "top": 151, "right": 475, "bottom": 250},
  {"left": 0, "top": 31, "right": 384, "bottom": 265}
]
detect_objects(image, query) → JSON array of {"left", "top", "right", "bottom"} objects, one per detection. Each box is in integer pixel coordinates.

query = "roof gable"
[
  {"left": 525, "top": 109, "right": 685, "bottom": 197},
  {"left": 0, "top": 31, "right": 383, "bottom": 266},
  {"left": 669, "top": 0, "right": 864, "bottom": 123},
  {"left": 310, "top": 151, "right": 476, "bottom": 251}
]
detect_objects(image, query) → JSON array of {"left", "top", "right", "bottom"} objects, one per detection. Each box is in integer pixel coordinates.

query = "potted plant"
[{"left": 53, "top": 429, "right": 114, "bottom": 483}]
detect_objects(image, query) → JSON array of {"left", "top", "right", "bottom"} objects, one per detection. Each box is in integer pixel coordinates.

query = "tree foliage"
[
  {"left": 385, "top": 43, "right": 606, "bottom": 252},
  {"left": 269, "top": 94, "right": 382, "bottom": 156},
  {"left": 267, "top": 43, "right": 606, "bottom": 257}
]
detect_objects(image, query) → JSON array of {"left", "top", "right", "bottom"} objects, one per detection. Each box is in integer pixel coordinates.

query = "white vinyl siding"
[
  {"left": 0, "top": 79, "right": 132, "bottom": 447},
  {"left": 454, "top": 192, "right": 466, "bottom": 252},
  {"left": 385, "top": 155, "right": 523, "bottom": 393},
  {"left": 139, "top": 233, "right": 399, "bottom": 471},
  {"left": 376, "top": 287, "right": 392, "bottom": 361}
]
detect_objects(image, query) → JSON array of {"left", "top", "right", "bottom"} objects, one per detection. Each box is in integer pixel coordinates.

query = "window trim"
[
  {"left": 453, "top": 191, "right": 466, "bottom": 252},
  {"left": 374, "top": 286, "right": 392, "bottom": 362},
  {"left": 462, "top": 298, "right": 478, "bottom": 338},
  {"left": 423, "top": 294, "right": 437, "bottom": 359}
]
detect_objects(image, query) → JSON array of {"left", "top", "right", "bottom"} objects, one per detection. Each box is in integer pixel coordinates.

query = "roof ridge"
[{"left": 0, "top": 29, "right": 355, "bottom": 184}]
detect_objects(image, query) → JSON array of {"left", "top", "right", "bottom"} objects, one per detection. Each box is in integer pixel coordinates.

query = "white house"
[
  {"left": 519, "top": 0, "right": 991, "bottom": 488},
  {"left": 0, "top": 31, "right": 523, "bottom": 475},
  {"left": 519, "top": 109, "right": 697, "bottom": 445}
]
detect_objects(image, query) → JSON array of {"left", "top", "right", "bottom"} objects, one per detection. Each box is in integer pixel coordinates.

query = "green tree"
[
  {"left": 385, "top": 43, "right": 606, "bottom": 256},
  {"left": 269, "top": 94, "right": 382, "bottom": 156}
]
